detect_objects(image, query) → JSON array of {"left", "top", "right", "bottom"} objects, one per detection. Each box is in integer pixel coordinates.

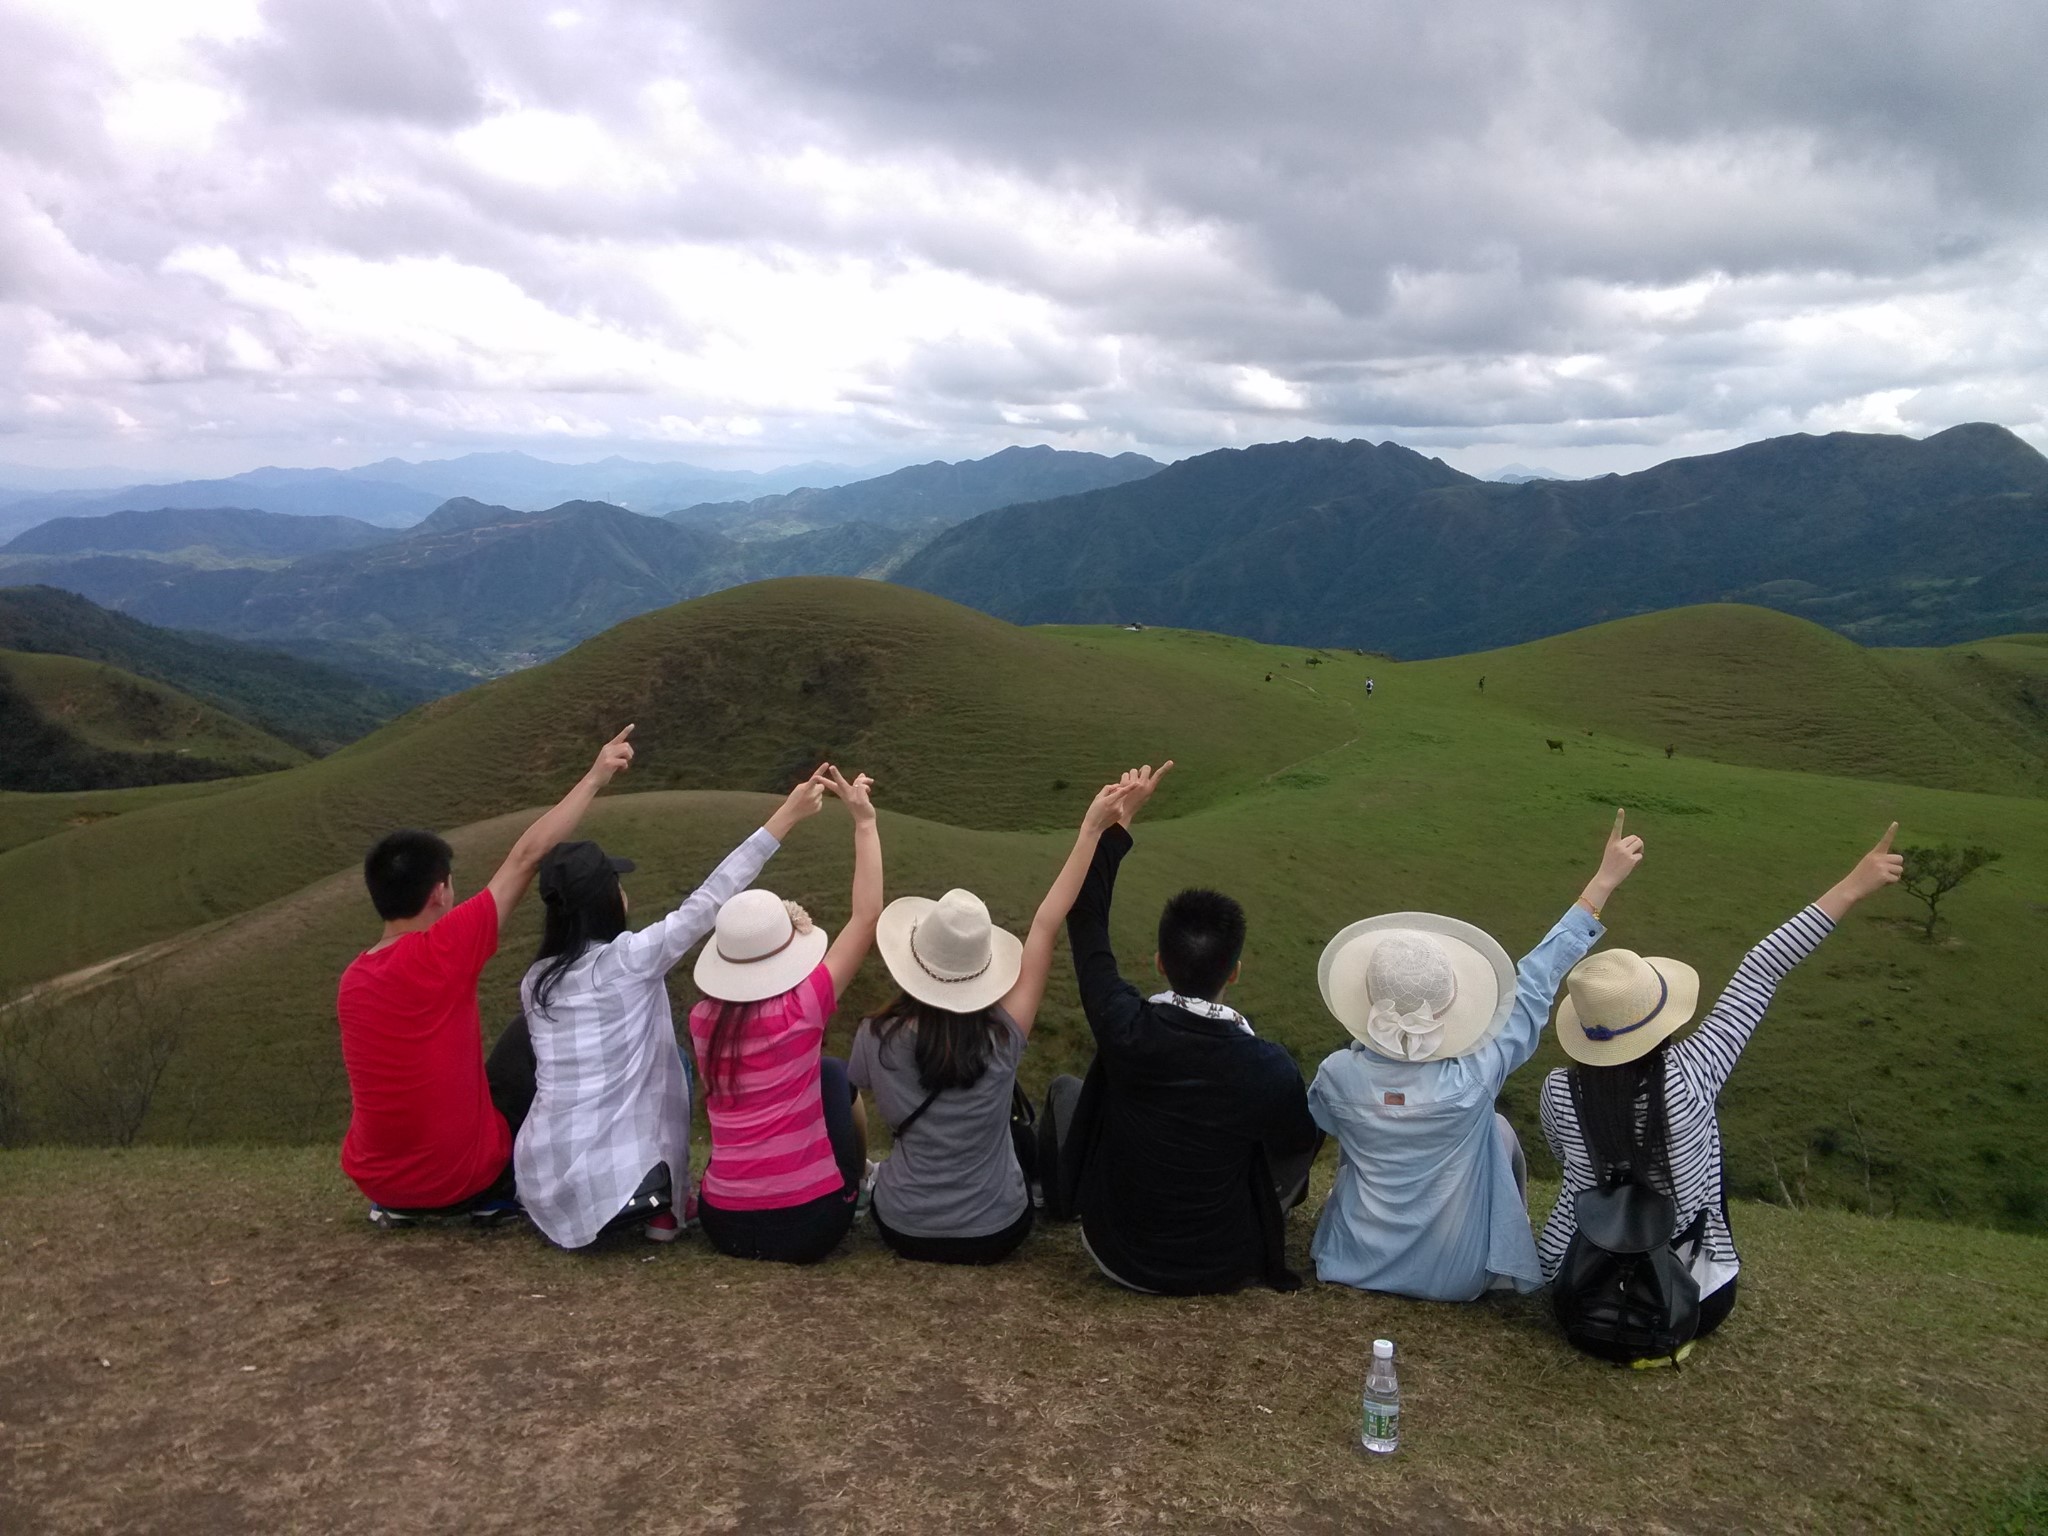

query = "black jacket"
[{"left": 1061, "top": 826, "right": 1318, "bottom": 1294}]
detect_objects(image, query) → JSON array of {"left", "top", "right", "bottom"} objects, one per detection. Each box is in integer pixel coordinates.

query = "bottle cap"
[{"left": 1373, "top": 1338, "right": 1394, "bottom": 1359}]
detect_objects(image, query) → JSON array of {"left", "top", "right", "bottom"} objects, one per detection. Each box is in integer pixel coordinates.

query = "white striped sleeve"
[
  {"left": 608, "top": 828, "right": 781, "bottom": 979},
  {"left": 1669, "top": 905, "right": 1835, "bottom": 1100}
]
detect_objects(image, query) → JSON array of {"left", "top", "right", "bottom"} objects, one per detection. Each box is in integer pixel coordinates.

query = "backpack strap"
[{"left": 891, "top": 1084, "right": 943, "bottom": 1140}]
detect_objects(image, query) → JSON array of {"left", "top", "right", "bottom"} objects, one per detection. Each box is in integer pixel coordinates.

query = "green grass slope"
[
  {"left": 0, "top": 779, "right": 244, "bottom": 857},
  {"left": 5, "top": 584, "right": 2045, "bottom": 1230},
  {"left": 0, "top": 584, "right": 413, "bottom": 752},
  {"left": 0, "top": 650, "right": 306, "bottom": 791},
  {"left": 3, "top": 1147, "right": 2042, "bottom": 1534},
  {"left": 1451, "top": 604, "right": 2048, "bottom": 796},
  {"left": 0, "top": 580, "right": 1353, "bottom": 994}
]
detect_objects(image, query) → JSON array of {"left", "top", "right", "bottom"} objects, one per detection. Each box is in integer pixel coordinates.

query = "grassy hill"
[
  {"left": 0, "top": 585, "right": 417, "bottom": 753},
  {"left": 1448, "top": 604, "right": 2048, "bottom": 797},
  {"left": 0, "top": 650, "right": 306, "bottom": 791},
  {"left": 2, "top": 582, "right": 2042, "bottom": 1234},
  {"left": 0, "top": 580, "right": 1353, "bottom": 997},
  {"left": 2, "top": 1146, "right": 2040, "bottom": 1534}
]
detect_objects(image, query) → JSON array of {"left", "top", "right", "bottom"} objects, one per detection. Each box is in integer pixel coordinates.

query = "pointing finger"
[
  {"left": 1875, "top": 821, "right": 1898, "bottom": 854},
  {"left": 609, "top": 723, "right": 636, "bottom": 745},
  {"left": 1612, "top": 808, "right": 1626, "bottom": 836}
]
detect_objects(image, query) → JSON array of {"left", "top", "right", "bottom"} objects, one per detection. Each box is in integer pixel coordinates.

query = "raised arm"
[
  {"left": 1673, "top": 823, "right": 1902, "bottom": 1098},
  {"left": 1482, "top": 808, "right": 1642, "bottom": 1087},
  {"left": 486, "top": 725, "right": 636, "bottom": 927},
  {"left": 999, "top": 780, "right": 1138, "bottom": 1034},
  {"left": 1066, "top": 761, "right": 1173, "bottom": 1051},
  {"left": 822, "top": 766, "right": 882, "bottom": 998},
  {"left": 611, "top": 770, "right": 833, "bottom": 977}
]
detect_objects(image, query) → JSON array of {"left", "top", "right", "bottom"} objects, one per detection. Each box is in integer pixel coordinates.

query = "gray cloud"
[{"left": 0, "top": 0, "right": 2043, "bottom": 480}]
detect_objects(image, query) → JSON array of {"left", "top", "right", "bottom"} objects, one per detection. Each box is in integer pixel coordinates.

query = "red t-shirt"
[{"left": 337, "top": 891, "right": 510, "bottom": 1208}]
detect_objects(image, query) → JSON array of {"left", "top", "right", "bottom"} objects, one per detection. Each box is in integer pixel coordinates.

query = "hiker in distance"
[
  {"left": 850, "top": 773, "right": 1148, "bottom": 1266},
  {"left": 1042, "top": 761, "right": 1325, "bottom": 1295},
  {"left": 1306, "top": 809, "right": 1643, "bottom": 1300},
  {"left": 513, "top": 766, "right": 839, "bottom": 1249},
  {"left": 689, "top": 765, "right": 881, "bottom": 1265},
  {"left": 1539, "top": 822, "right": 1905, "bottom": 1359},
  {"left": 337, "top": 725, "right": 636, "bottom": 1226}
]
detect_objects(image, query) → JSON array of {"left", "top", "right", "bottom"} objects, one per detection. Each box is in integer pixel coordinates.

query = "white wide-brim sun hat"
[
  {"left": 1555, "top": 948, "right": 1702, "bottom": 1067},
  {"left": 1318, "top": 912, "right": 1517, "bottom": 1063},
  {"left": 876, "top": 889, "right": 1023, "bottom": 1015},
  {"left": 693, "top": 887, "right": 831, "bottom": 1004}
]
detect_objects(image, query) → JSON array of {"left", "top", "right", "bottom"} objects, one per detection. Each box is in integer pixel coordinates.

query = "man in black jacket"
[{"left": 1042, "top": 762, "right": 1321, "bottom": 1294}]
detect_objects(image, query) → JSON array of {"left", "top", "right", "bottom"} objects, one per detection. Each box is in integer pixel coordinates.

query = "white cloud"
[{"left": 0, "top": 0, "right": 2044, "bottom": 477}]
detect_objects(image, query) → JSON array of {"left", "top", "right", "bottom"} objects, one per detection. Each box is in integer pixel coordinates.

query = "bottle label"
[{"left": 1362, "top": 1404, "right": 1399, "bottom": 1442}]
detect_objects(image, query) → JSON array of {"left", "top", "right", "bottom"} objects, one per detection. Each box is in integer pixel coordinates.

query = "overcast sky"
[{"left": 3, "top": 0, "right": 2045, "bottom": 481}]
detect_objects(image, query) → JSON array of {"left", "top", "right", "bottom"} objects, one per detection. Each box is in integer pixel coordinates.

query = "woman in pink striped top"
[{"left": 689, "top": 766, "right": 882, "bottom": 1264}]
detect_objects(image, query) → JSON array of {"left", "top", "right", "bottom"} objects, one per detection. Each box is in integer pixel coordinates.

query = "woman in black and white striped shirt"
[{"left": 1538, "top": 824, "right": 1905, "bottom": 1337}]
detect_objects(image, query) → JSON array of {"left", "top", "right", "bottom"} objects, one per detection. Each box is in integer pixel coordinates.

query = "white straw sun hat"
[
  {"left": 1555, "top": 948, "right": 1702, "bottom": 1067},
  {"left": 876, "top": 889, "right": 1023, "bottom": 1015},
  {"left": 692, "top": 887, "right": 830, "bottom": 1003},
  {"left": 1318, "top": 912, "right": 1517, "bottom": 1063}
]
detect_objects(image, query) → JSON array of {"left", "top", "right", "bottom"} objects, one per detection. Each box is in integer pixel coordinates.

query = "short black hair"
[
  {"left": 1157, "top": 888, "right": 1246, "bottom": 1000},
  {"left": 364, "top": 829, "right": 453, "bottom": 921}
]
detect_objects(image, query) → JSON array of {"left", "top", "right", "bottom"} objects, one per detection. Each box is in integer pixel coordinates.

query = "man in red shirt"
[{"left": 337, "top": 725, "right": 636, "bottom": 1222}]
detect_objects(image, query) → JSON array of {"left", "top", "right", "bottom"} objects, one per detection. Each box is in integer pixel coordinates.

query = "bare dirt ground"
[{"left": 2, "top": 1149, "right": 2041, "bottom": 1535}]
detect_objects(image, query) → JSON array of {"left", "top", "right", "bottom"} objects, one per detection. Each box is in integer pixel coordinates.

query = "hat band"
[
  {"left": 908, "top": 919, "right": 992, "bottom": 985},
  {"left": 716, "top": 927, "right": 799, "bottom": 966},
  {"left": 1578, "top": 973, "right": 1669, "bottom": 1042}
]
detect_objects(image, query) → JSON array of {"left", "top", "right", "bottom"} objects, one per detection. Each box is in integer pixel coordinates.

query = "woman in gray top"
[{"left": 851, "top": 777, "right": 1142, "bottom": 1264}]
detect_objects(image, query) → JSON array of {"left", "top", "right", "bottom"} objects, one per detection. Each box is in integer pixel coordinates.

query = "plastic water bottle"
[{"left": 1361, "top": 1338, "right": 1400, "bottom": 1454}]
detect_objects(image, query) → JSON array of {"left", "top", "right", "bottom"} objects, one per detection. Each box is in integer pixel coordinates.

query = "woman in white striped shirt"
[
  {"left": 1539, "top": 824, "right": 1904, "bottom": 1338},
  {"left": 512, "top": 770, "right": 836, "bottom": 1249}
]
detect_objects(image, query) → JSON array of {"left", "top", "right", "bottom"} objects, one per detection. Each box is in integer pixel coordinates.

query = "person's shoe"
[
  {"left": 467, "top": 1198, "right": 525, "bottom": 1229},
  {"left": 856, "top": 1159, "right": 881, "bottom": 1219},
  {"left": 643, "top": 1210, "right": 681, "bottom": 1243},
  {"left": 367, "top": 1203, "right": 417, "bottom": 1231},
  {"left": 678, "top": 1189, "right": 701, "bottom": 1234},
  {"left": 1627, "top": 1340, "right": 1697, "bottom": 1371}
]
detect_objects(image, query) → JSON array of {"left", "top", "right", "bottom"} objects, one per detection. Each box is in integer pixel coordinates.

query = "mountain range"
[
  {"left": 0, "top": 450, "right": 871, "bottom": 542},
  {"left": 8, "top": 425, "right": 2047, "bottom": 682},
  {"left": 667, "top": 444, "right": 1163, "bottom": 538},
  {"left": 896, "top": 423, "right": 2048, "bottom": 654},
  {"left": 0, "top": 447, "right": 1167, "bottom": 677}
]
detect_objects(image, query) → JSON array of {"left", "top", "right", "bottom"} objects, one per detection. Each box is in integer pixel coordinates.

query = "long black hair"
[
  {"left": 528, "top": 875, "right": 628, "bottom": 1016},
  {"left": 870, "top": 991, "right": 1006, "bottom": 1093},
  {"left": 1568, "top": 1043, "right": 1674, "bottom": 1192},
  {"left": 701, "top": 999, "right": 761, "bottom": 1099}
]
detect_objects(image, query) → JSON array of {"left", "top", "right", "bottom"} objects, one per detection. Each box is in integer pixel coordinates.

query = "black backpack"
[{"left": 1552, "top": 1078, "right": 1705, "bottom": 1365}]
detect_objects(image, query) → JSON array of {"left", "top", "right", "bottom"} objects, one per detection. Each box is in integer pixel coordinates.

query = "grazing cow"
[
  {"left": 1546, "top": 739, "right": 1565, "bottom": 753},
  {"left": 1665, "top": 743, "right": 1676, "bottom": 759}
]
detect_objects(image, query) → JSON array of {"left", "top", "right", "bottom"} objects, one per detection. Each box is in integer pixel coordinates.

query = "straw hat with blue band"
[{"left": 1555, "top": 947, "right": 1703, "bottom": 1067}]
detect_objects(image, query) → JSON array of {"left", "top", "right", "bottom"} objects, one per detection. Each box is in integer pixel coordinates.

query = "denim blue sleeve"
[{"left": 1476, "top": 904, "right": 1604, "bottom": 1093}]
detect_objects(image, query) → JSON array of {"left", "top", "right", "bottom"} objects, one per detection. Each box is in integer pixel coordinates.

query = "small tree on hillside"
[{"left": 1897, "top": 844, "right": 2002, "bottom": 939}]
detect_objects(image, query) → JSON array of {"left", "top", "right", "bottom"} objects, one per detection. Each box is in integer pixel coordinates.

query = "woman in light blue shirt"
[{"left": 1305, "top": 810, "right": 1643, "bottom": 1301}]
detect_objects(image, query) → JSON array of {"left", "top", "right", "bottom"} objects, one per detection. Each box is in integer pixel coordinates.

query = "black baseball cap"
[{"left": 538, "top": 841, "right": 635, "bottom": 906}]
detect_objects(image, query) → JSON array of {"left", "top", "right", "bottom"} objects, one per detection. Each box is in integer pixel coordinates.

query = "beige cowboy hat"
[
  {"left": 876, "top": 889, "right": 1023, "bottom": 1015},
  {"left": 1555, "top": 948, "right": 1702, "bottom": 1067},
  {"left": 693, "top": 888, "right": 830, "bottom": 1003},
  {"left": 1318, "top": 912, "right": 1517, "bottom": 1063}
]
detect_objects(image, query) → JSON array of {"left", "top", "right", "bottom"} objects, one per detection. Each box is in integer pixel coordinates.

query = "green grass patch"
[{"left": 2, "top": 583, "right": 2044, "bottom": 1236}]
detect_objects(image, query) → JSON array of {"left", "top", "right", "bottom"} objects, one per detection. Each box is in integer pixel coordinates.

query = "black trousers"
[
  {"left": 874, "top": 1200, "right": 1034, "bottom": 1266},
  {"left": 1038, "top": 1071, "right": 1319, "bottom": 1216},
  {"left": 699, "top": 1056, "right": 862, "bottom": 1265},
  {"left": 1696, "top": 1276, "right": 1738, "bottom": 1338}
]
